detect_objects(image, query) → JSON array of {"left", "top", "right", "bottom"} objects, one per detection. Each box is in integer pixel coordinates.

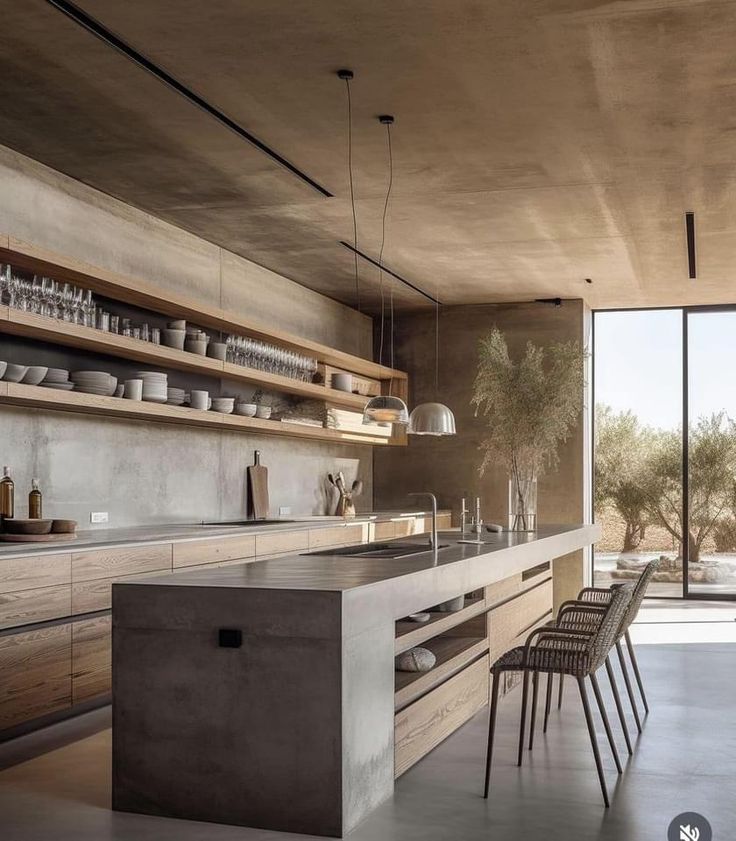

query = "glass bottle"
[
  {"left": 0, "top": 466, "right": 15, "bottom": 521},
  {"left": 29, "top": 478, "right": 42, "bottom": 519}
]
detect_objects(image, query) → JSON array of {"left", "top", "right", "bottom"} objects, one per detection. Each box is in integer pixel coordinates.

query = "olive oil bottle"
[
  {"left": 29, "top": 478, "right": 42, "bottom": 519},
  {"left": 0, "top": 466, "right": 15, "bottom": 522}
]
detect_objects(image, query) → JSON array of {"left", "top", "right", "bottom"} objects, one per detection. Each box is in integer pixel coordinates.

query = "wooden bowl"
[
  {"left": 51, "top": 519, "right": 78, "bottom": 534},
  {"left": 3, "top": 518, "right": 53, "bottom": 535}
]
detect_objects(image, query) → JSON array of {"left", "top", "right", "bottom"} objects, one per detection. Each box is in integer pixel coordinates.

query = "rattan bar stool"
[
  {"left": 553, "top": 558, "right": 660, "bottom": 735},
  {"left": 483, "top": 586, "right": 632, "bottom": 807}
]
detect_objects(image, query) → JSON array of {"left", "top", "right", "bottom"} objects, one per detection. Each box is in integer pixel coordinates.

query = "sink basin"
[
  {"left": 200, "top": 519, "right": 296, "bottom": 527},
  {"left": 303, "top": 542, "right": 450, "bottom": 559}
]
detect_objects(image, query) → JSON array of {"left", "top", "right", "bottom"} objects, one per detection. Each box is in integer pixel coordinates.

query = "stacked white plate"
[
  {"left": 41, "top": 368, "right": 75, "bottom": 391},
  {"left": 166, "top": 387, "right": 186, "bottom": 406},
  {"left": 135, "top": 371, "right": 168, "bottom": 404},
  {"left": 70, "top": 371, "right": 117, "bottom": 396}
]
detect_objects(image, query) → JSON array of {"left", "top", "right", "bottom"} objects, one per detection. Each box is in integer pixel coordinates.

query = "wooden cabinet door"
[{"left": 72, "top": 615, "right": 112, "bottom": 704}]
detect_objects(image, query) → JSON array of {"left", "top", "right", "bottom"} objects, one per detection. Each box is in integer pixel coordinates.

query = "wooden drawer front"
[
  {"left": 0, "top": 553, "right": 71, "bottom": 594},
  {"left": 488, "top": 578, "right": 553, "bottom": 665},
  {"left": 72, "top": 615, "right": 111, "bottom": 704},
  {"left": 0, "top": 624, "right": 72, "bottom": 730},
  {"left": 371, "top": 521, "right": 396, "bottom": 541},
  {"left": 486, "top": 574, "right": 522, "bottom": 609},
  {"left": 308, "top": 524, "right": 365, "bottom": 550},
  {"left": 72, "top": 544, "right": 172, "bottom": 582},
  {"left": 255, "top": 530, "right": 308, "bottom": 558},
  {"left": 394, "top": 655, "right": 489, "bottom": 777},
  {"left": 0, "top": 584, "right": 71, "bottom": 630},
  {"left": 436, "top": 513, "right": 453, "bottom": 530},
  {"left": 172, "top": 535, "right": 255, "bottom": 568},
  {"left": 72, "top": 568, "right": 167, "bottom": 614}
]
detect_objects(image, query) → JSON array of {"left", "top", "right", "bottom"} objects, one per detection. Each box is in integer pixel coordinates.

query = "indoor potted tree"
[{"left": 472, "top": 327, "right": 585, "bottom": 531}]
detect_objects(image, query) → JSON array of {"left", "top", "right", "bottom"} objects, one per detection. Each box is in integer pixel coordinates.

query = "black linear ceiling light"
[
  {"left": 685, "top": 211, "right": 697, "bottom": 279},
  {"left": 44, "top": 0, "right": 331, "bottom": 197}
]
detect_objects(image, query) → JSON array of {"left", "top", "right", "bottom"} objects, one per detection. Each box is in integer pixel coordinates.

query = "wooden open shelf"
[
  {"left": 0, "top": 235, "right": 406, "bottom": 382},
  {"left": 0, "top": 306, "right": 372, "bottom": 412},
  {"left": 394, "top": 635, "right": 488, "bottom": 710},
  {"left": 394, "top": 597, "right": 488, "bottom": 654},
  {"left": 0, "top": 382, "right": 398, "bottom": 446}
]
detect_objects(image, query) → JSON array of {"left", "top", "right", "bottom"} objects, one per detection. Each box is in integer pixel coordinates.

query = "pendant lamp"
[
  {"left": 408, "top": 296, "right": 456, "bottom": 436},
  {"left": 362, "top": 113, "right": 409, "bottom": 426}
]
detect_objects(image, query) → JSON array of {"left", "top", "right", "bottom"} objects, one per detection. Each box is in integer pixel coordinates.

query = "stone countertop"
[
  {"left": 123, "top": 523, "right": 600, "bottom": 596},
  {"left": 0, "top": 510, "right": 449, "bottom": 558}
]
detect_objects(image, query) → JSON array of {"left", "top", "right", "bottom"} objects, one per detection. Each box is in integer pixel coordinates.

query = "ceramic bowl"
[
  {"left": 3, "top": 518, "right": 53, "bottom": 535},
  {"left": 184, "top": 339, "right": 207, "bottom": 356},
  {"left": 51, "top": 519, "right": 78, "bottom": 534},
  {"left": 235, "top": 403, "right": 257, "bottom": 417},
  {"left": 168, "top": 320, "right": 186, "bottom": 330},
  {"left": 23, "top": 367, "right": 49, "bottom": 386},
  {"left": 0, "top": 361, "right": 6, "bottom": 379},
  {"left": 3, "top": 363, "right": 28, "bottom": 382},
  {"left": 211, "top": 397, "right": 235, "bottom": 414},
  {"left": 207, "top": 342, "right": 227, "bottom": 361},
  {"left": 255, "top": 405, "right": 272, "bottom": 419},
  {"left": 162, "top": 329, "right": 186, "bottom": 351}
]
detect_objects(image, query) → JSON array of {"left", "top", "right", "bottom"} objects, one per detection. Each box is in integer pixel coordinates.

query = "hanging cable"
[
  {"left": 337, "top": 70, "right": 361, "bottom": 312},
  {"left": 377, "top": 116, "right": 394, "bottom": 369}
]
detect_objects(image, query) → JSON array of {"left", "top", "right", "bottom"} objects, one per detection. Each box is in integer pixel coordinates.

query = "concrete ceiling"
[{"left": 1, "top": 0, "right": 736, "bottom": 312}]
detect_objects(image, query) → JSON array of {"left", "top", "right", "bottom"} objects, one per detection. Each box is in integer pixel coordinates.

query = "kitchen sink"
[
  {"left": 303, "top": 542, "right": 450, "bottom": 559},
  {"left": 200, "top": 519, "right": 297, "bottom": 527}
]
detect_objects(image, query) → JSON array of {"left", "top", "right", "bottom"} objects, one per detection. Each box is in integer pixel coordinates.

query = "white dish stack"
[
  {"left": 41, "top": 368, "right": 74, "bottom": 391},
  {"left": 135, "top": 371, "right": 168, "bottom": 403},
  {"left": 166, "top": 387, "right": 186, "bottom": 406},
  {"left": 70, "top": 371, "right": 118, "bottom": 396}
]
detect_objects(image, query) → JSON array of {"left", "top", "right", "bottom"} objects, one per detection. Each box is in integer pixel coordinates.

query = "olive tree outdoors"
[{"left": 595, "top": 406, "right": 736, "bottom": 561}]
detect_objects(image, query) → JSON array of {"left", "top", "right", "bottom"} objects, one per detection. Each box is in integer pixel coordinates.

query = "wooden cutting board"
[{"left": 247, "top": 450, "right": 270, "bottom": 520}]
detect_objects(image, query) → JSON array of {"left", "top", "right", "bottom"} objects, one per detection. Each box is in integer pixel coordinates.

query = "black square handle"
[{"left": 218, "top": 628, "right": 242, "bottom": 648}]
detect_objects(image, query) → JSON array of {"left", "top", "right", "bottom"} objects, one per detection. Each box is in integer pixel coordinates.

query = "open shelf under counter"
[
  {"left": 0, "top": 306, "right": 372, "bottom": 413},
  {"left": 0, "top": 235, "right": 406, "bottom": 382},
  {"left": 0, "top": 382, "right": 397, "bottom": 446},
  {"left": 394, "top": 596, "right": 488, "bottom": 654},
  {"left": 394, "top": 635, "right": 488, "bottom": 710}
]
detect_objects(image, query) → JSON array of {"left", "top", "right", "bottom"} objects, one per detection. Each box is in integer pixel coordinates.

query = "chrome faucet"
[{"left": 408, "top": 492, "right": 438, "bottom": 550}]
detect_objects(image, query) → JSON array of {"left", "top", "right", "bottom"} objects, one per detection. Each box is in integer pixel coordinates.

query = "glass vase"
[{"left": 508, "top": 473, "right": 538, "bottom": 531}]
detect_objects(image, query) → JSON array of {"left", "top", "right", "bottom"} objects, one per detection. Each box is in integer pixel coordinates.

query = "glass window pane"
[{"left": 594, "top": 310, "right": 683, "bottom": 596}]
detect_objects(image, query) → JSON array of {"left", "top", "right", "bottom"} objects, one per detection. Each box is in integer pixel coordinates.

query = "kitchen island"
[{"left": 112, "top": 523, "right": 599, "bottom": 837}]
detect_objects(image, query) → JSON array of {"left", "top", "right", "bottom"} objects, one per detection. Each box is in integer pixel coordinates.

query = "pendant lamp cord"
[
  {"left": 344, "top": 75, "right": 361, "bottom": 312},
  {"left": 378, "top": 118, "right": 394, "bottom": 372}
]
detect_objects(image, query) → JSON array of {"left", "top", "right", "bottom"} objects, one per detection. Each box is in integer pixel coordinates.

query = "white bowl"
[
  {"left": 168, "top": 320, "right": 186, "bottom": 330},
  {"left": 0, "top": 362, "right": 6, "bottom": 379},
  {"left": 3, "top": 364, "right": 28, "bottom": 382},
  {"left": 184, "top": 339, "right": 207, "bottom": 356},
  {"left": 235, "top": 403, "right": 257, "bottom": 417},
  {"left": 162, "top": 329, "right": 186, "bottom": 351},
  {"left": 211, "top": 397, "right": 235, "bottom": 414},
  {"left": 43, "top": 367, "right": 69, "bottom": 383},
  {"left": 255, "top": 406, "right": 271, "bottom": 419},
  {"left": 23, "top": 366, "right": 49, "bottom": 386}
]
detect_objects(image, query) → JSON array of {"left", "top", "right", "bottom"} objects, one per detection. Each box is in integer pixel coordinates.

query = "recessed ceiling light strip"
[
  {"left": 337, "top": 70, "right": 361, "bottom": 310},
  {"left": 685, "top": 211, "right": 697, "bottom": 279},
  {"left": 44, "top": 0, "right": 332, "bottom": 197}
]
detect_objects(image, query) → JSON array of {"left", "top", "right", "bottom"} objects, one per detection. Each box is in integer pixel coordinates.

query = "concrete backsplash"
[{"left": 0, "top": 146, "right": 374, "bottom": 527}]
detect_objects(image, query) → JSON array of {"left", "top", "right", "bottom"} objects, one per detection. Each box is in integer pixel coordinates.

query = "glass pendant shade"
[
  {"left": 408, "top": 402, "right": 457, "bottom": 436},
  {"left": 362, "top": 395, "right": 409, "bottom": 425}
]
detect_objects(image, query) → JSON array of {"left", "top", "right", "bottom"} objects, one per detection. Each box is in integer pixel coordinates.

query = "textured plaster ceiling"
[{"left": 1, "top": 0, "right": 736, "bottom": 311}]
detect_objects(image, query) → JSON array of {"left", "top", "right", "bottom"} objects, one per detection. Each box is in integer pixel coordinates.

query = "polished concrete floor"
[{"left": 2, "top": 605, "right": 735, "bottom": 841}]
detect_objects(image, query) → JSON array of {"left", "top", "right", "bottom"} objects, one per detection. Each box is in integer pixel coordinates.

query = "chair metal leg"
[
  {"left": 517, "top": 671, "right": 530, "bottom": 767},
  {"left": 590, "top": 673, "right": 623, "bottom": 774},
  {"left": 605, "top": 656, "right": 633, "bottom": 755},
  {"left": 625, "top": 630, "right": 650, "bottom": 714},
  {"left": 577, "top": 676, "right": 610, "bottom": 807},
  {"left": 484, "top": 671, "right": 501, "bottom": 798},
  {"left": 543, "top": 671, "right": 553, "bottom": 733},
  {"left": 558, "top": 672, "right": 564, "bottom": 709},
  {"left": 528, "top": 671, "right": 540, "bottom": 750},
  {"left": 616, "top": 640, "right": 642, "bottom": 733}
]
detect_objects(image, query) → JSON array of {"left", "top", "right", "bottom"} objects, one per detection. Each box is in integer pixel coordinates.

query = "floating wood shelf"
[
  {"left": 394, "top": 635, "right": 488, "bottom": 710},
  {"left": 394, "top": 597, "right": 488, "bottom": 654},
  {"left": 0, "top": 382, "right": 398, "bottom": 446},
  {"left": 0, "top": 235, "right": 406, "bottom": 382},
  {"left": 0, "top": 307, "right": 372, "bottom": 412}
]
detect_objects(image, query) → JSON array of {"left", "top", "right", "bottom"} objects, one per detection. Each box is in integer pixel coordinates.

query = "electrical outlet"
[
  {"left": 90, "top": 511, "right": 109, "bottom": 524},
  {"left": 278, "top": 506, "right": 291, "bottom": 517}
]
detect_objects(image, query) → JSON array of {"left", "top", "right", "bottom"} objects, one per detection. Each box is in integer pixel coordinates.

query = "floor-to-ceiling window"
[{"left": 594, "top": 307, "right": 736, "bottom": 599}]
